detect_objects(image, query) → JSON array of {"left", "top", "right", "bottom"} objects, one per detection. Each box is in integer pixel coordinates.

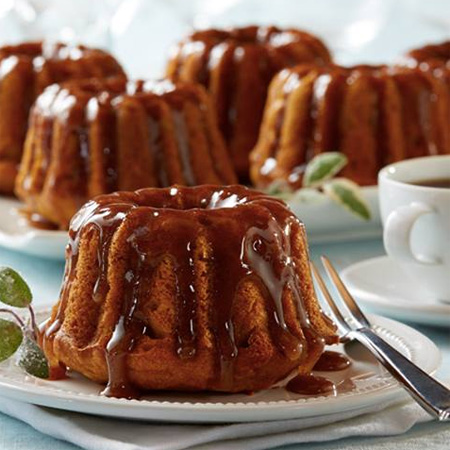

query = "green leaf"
[
  {"left": 323, "top": 178, "right": 372, "bottom": 221},
  {"left": 0, "top": 267, "right": 32, "bottom": 308},
  {"left": 17, "top": 337, "right": 49, "bottom": 379},
  {"left": 303, "top": 152, "right": 348, "bottom": 187},
  {"left": 0, "top": 318, "right": 23, "bottom": 362}
]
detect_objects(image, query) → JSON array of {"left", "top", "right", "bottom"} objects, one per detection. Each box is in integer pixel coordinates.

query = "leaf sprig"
[
  {"left": 303, "top": 152, "right": 348, "bottom": 188},
  {"left": 0, "top": 267, "right": 49, "bottom": 378},
  {"left": 267, "top": 152, "right": 372, "bottom": 221}
]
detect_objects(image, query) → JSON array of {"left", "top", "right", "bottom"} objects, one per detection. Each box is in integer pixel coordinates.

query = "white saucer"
[
  {"left": 341, "top": 256, "right": 450, "bottom": 328},
  {"left": 0, "top": 308, "right": 441, "bottom": 423}
]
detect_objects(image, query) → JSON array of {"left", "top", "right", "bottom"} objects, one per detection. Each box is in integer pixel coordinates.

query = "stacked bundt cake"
[
  {"left": 250, "top": 63, "right": 450, "bottom": 188},
  {"left": 0, "top": 42, "right": 125, "bottom": 194},
  {"left": 15, "top": 78, "right": 237, "bottom": 229},
  {"left": 166, "top": 26, "right": 332, "bottom": 180},
  {"left": 41, "top": 185, "right": 337, "bottom": 396}
]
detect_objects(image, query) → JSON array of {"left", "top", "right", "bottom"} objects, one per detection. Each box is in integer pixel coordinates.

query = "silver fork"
[{"left": 311, "top": 255, "right": 450, "bottom": 421}]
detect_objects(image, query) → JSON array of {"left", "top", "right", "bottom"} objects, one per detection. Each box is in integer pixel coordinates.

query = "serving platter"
[
  {"left": 0, "top": 309, "right": 440, "bottom": 423},
  {"left": 0, "top": 187, "right": 381, "bottom": 260}
]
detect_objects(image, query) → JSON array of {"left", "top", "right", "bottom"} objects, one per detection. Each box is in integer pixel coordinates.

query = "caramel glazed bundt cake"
[
  {"left": 15, "top": 78, "right": 237, "bottom": 229},
  {"left": 41, "top": 185, "right": 337, "bottom": 396},
  {"left": 166, "top": 26, "right": 332, "bottom": 181},
  {"left": 0, "top": 41, "right": 125, "bottom": 194},
  {"left": 250, "top": 63, "right": 450, "bottom": 188}
]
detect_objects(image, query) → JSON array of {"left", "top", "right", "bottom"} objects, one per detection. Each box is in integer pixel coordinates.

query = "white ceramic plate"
[
  {"left": 0, "top": 197, "right": 67, "bottom": 260},
  {"left": 0, "top": 308, "right": 440, "bottom": 423},
  {"left": 286, "top": 186, "right": 381, "bottom": 243},
  {"left": 341, "top": 256, "right": 450, "bottom": 328},
  {"left": 0, "top": 188, "right": 381, "bottom": 260}
]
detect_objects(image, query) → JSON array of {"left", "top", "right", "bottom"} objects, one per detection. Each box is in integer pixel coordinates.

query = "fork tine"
[
  {"left": 320, "top": 255, "right": 371, "bottom": 328},
  {"left": 310, "top": 262, "right": 350, "bottom": 336}
]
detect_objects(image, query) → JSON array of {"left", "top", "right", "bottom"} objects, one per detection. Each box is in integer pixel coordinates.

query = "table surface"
[{"left": 0, "top": 238, "right": 449, "bottom": 450}]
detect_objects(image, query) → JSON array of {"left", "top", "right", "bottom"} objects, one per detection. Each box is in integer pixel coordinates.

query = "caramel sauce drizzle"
[
  {"left": 286, "top": 350, "right": 355, "bottom": 396},
  {"left": 43, "top": 186, "right": 327, "bottom": 398},
  {"left": 313, "top": 350, "right": 351, "bottom": 372},
  {"left": 286, "top": 374, "right": 336, "bottom": 396},
  {"left": 286, "top": 350, "right": 351, "bottom": 396}
]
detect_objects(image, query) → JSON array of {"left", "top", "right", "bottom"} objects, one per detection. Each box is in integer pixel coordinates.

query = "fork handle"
[{"left": 353, "top": 328, "right": 450, "bottom": 421}]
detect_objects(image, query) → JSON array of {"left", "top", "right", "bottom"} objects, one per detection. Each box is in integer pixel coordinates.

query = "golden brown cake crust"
[
  {"left": 15, "top": 78, "right": 238, "bottom": 229},
  {"left": 0, "top": 41, "right": 125, "bottom": 194},
  {"left": 166, "top": 26, "right": 332, "bottom": 181},
  {"left": 42, "top": 185, "right": 337, "bottom": 396},
  {"left": 250, "top": 63, "right": 450, "bottom": 188}
]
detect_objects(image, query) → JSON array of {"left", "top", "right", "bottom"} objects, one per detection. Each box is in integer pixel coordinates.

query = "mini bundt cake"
[
  {"left": 15, "top": 78, "right": 237, "bottom": 229},
  {"left": 41, "top": 185, "right": 337, "bottom": 396},
  {"left": 0, "top": 41, "right": 125, "bottom": 194},
  {"left": 250, "top": 64, "right": 450, "bottom": 188},
  {"left": 166, "top": 26, "right": 332, "bottom": 180}
]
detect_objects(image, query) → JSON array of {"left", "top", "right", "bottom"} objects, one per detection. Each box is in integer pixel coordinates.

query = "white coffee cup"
[{"left": 379, "top": 155, "right": 450, "bottom": 303}]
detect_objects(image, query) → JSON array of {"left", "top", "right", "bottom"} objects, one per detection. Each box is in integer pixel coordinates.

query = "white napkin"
[{"left": 0, "top": 395, "right": 433, "bottom": 450}]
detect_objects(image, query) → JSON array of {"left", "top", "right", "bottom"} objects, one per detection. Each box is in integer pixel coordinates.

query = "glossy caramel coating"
[
  {"left": 42, "top": 185, "right": 337, "bottom": 396},
  {"left": 250, "top": 63, "right": 450, "bottom": 188},
  {"left": 402, "top": 41, "right": 450, "bottom": 69},
  {"left": 0, "top": 41, "right": 125, "bottom": 194},
  {"left": 401, "top": 41, "right": 450, "bottom": 88},
  {"left": 166, "top": 26, "right": 332, "bottom": 181},
  {"left": 15, "top": 79, "right": 237, "bottom": 229}
]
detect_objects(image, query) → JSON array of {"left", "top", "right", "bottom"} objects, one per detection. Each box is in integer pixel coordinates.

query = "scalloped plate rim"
[{"left": 0, "top": 309, "right": 440, "bottom": 423}]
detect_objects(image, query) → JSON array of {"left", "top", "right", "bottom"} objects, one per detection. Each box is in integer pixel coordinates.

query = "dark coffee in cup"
[{"left": 410, "top": 178, "right": 450, "bottom": 189}]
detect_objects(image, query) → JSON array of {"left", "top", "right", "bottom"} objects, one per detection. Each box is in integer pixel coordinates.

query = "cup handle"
[{"left": 383, "top": 202, "right": 439, "bottom": 265}]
